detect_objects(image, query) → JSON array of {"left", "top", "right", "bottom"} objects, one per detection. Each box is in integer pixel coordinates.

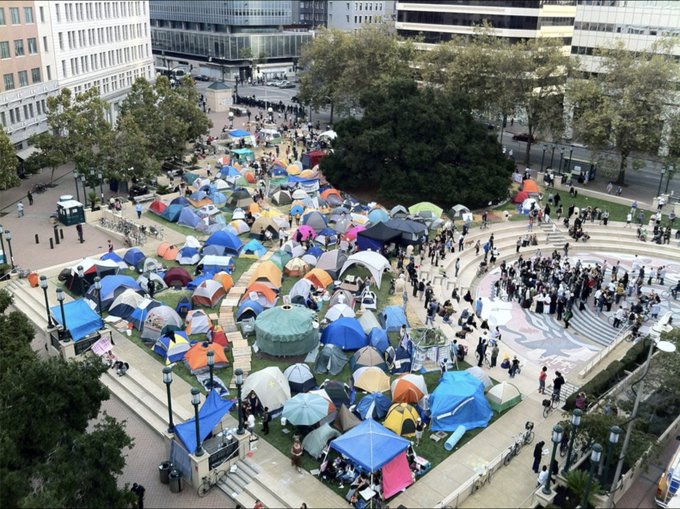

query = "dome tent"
[
  {"left": 192, "top": 280, "right": 227, "bottom": 307},
  {"left": 185, "top": 309, "right": 213, "bottom": 335},
  {"left": 320, "top": 317, "right": 367, "bottom": 351},
  {"left": 183, "top": 342, "right": 229, "bottom": 374},
  {"left": 429, "top": 371, "right": 493, "bottom": 432},
  {"left": 486, "top": 382, "right": 522, "bottom": 413},
  {"left": 153, "top": 330, "right": 191, "bottom": 365},
  {"left": 284, "top": 363, "right": 317, "bottom": 394},
  {"left": 350, "top": 346, "right": 388, "bottom": 372},
  {"left": 383, "top": 402, "right": 420, "bottom": 437},
  {"left": 313, "top": 344, "right": 349, "bottom": 376},
  {"left": 141, "top": 305, "right": 183, "bottom": 342},
  {"left": 254, "top": 304, "right": 319, "bottom": 357},
  {"left": 137, "top": 272, "right": 168, "bottom": 294},
  {"left": 241, "top": 367, "right": 290, "bottom": 411}
]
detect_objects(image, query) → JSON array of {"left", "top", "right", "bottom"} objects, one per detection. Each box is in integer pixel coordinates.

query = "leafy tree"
[
  {"left": 298, "top": 26, "right": 416, "bottom": 121},
  {"left": 0, "top": 310, "right": 134, "bottom": 507},
  {"left": 25, "top": 131, "right": 67, "bottom": 185},
  {"left": 0, "top": 289, "right": 12, "bottom": 313},
  {"left": 0, "top": 128, "right": 20, "bottom": 191},
  {"left": 321, "top": 80, "right": 514, "bottom": 208},
  {"left": 565, "top": 469, "right": 602, "bottom": 509},
  {"left": 568, "top": 40, "right": 680, "bottom": 184}
]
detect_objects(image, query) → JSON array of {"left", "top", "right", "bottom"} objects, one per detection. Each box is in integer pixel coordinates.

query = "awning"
[{"left": 16, "top": 146, "right": 40, "bottom": 161}]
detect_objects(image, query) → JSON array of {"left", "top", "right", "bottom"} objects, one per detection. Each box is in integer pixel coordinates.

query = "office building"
[
  {"left": 395, "top": 1, "right": 576, "bottom": 47},
  {"left": 149, "top": 0, "right": 313, "bottom": 82},
  {"left": 296, "top": 1, "right": 328, "bottom": 28},
  {"left": 327, "top": 1, "right": 397, "bottom": 31}
]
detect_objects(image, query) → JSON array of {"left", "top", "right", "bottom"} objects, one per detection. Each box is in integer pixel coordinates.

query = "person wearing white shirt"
[{"left": 537, "top": 466, "right": 549, "bottom": 487}]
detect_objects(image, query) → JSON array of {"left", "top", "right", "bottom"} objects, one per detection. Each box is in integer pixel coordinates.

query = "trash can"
[
  {"left": 168, "top": 469, "right": 183, "bottom": 493},
  {"left": 158, "top": 461, "right": 173, "bottom": 484}
]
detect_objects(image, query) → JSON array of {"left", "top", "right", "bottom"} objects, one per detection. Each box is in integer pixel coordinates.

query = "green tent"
[
  {"left": 486, "top": 382, "right": 522, "bottom": 413},
  {"left": 408, "top": 201, "right": 443, "bottom": 218},
  {"left": 302, "top": 423, "right": 341, "bottom": 459},
  {"left": 255, "top": 304, "right": 319, "bottom": 356},
  {"left": 269, "top": 250, "right": 293, "bottom": 271}
]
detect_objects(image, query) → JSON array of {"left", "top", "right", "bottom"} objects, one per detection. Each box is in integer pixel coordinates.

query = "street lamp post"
[
  {"left": 607, "top": 317, "right": 676, "bottom": 506},
  {"left": 559, "top": 148, "right": 565, "bottom": 175},
  {"left": 56, "top": 288, "right": 68, "bottom": 341},
  {"left": 80, "top": 174, "right": 87, "bottom": 204},
  {"left": 73, "top": 171, "right": 81, "bottom": 202},
  {"left": 94, "top": 276, "right": 103, "bottom": 320},
  {"left": 207, "top": 349, "right": 215, "bottom": 390},
  {"left": 268, "top": 107, "right": 273, "bottom": 123},
  {"left": 564, "top": 408, "right": 582, "bottom": 473},
  {"left": 658, "top": 167, "right": 666, "bottom": 197},
  {"left": 583, "top": 443, "right": 603, "bottom": 509},
  {"left": 77, "top": 265, "right": 85, "bottom": 296},
  {"left": 5, "top": 231, "right": 14, "bottom": 269},
  {"left": 601, "top": 425, "right": 622, "bottom": 484},
  {"left": 550, "top": 144, "right": 556, "bottom": 168},
  {"left": 39, "top": 276, "right": 54, "bottom": 328},
  {"left": 229, "top": 111, "right": 234, "bottom": 129},
  {"left": 191, "top": 388, "right": 204, "bottom": 456},
  {"left": 567, "top": 146, "right": 574, "bottom": 173},
  {"left": 98, "top": 171, "right": 104, "bottom": 198},
  {"left": 163, "top": 367, "right": 175, "bottom": 433},
  {"left": 0, "top": 225, "right": 5, "bottom": 264},
  {"left": 540, "top": 145, "right": 547, "bottom": 172},
  {"left": 235, "top": 368, "right": 245, "bottom": 435},
  {"left": 543, "top": 425, "right": 564, "bottom": 495}
]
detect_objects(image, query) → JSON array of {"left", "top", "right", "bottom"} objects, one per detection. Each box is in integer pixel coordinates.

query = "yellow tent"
[
  {"left": 250, "top": 260, "right": 283, "bottom": 289},
  {"left": 284, "top": 258, "right": 311, "bottom": 277},
  {"left": 213, "top": 271, "right": 234, "bottom": 292},
  {"left": 304, "top": 268, "right": 333, "bottom": 289},
  {"left": 287, "top": 164, "right": 301, "bottom": 175},
  {"left": 383, "top": 403, "right": 419, "bottom": 437},
  {"left": 352, "top": 367, "right": 390, "bottom": 393}
]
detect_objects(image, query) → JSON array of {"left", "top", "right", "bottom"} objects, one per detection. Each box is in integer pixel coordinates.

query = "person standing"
[
  {"left": 17, "top": 201, "right": 24, "bottom": 217},
  {"left": 475, "top": 297, "right": 483, "bottom": 318},
  {"left": 291, "top": 436, "right": 303, "bottom": 473},
  {"left": 108, "top": 240, "right": 114, "bottom": 253},
  {"left": 538, "top": 366, "right": 547, "bottom": 394},
  {"left": 261, "top": 407, "right": 270, "bottom": 435},
  {"left": 532, "top": 441, "right": 545, "bottom": 473},
  {"left": 76, "top": 223, "right": 84, "bottom": 243},
  {"left": 415, "top": 418, "right": 425, "bottom": 446},
  {"left": 147, "top": 279, "right": 156, "bottom": 299},
  {"left": 553, "top": 371, "right": 565, "bottom": 400},
  {"left": 131, "top": 483, "right": 145, "bottom": 509},
  {"left": 455, "top": 257, "right": 461, "bottom": 278},
  {"left": 402, "top": 288, "right": 408, "bottom": 312},
  {"left": 135, "top": 202, "right": 143, "bottom": 219},
  {"left": 490, "top": 343, "right": 499, "bottom": 367},
  {"left": 27, "top": 190, "right": 33, "bottom": 206}
]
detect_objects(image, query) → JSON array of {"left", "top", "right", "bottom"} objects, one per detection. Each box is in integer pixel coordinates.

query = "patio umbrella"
[
  {"left": 282, "top": 393, "right": 335, "bottom": 426},
  {"left": 353, "top": 366, "right": 390, "bottom": 393}
]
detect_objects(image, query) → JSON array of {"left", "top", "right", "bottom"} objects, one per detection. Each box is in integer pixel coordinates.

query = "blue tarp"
[
  {"left": 429, "top": 371, "right": 493, "bottom": 432},
  {"left": 178, "top": 207, "right": 201, "bottom": 228},
  {"left": 50, "top": 299, "right": 103, "bottom": 342},
  {"left": 330, "top": 419, "right": 410, "bottom": 473},
  {"left": 381, "top": 306, "right": 409, "bottom": 333},
  {"left": 175, "top": 390, "right": 235, "bottom": 454},
  {"left": 288, "top": 175, "right": 320, "bottom": 185},
  {"left": 123, "top": 248, "right": 145, "bottom": 267},
  {"left": 368, "top": 327, "right": 390, "bottom": 353},
  {"left": 356, "top": 392, "right": 392, "bottom": 421},
  {"left": 161, "top": 204, "right": 183, "bottom": 222},
  {"left": 321, "top": 317, "right": 367, "bottom": 351},
  {"left": 205, "top": 230, "right": 243, "bottom": 254},
  {"left": 229, "top": 129, "right": 251, "bottom": 138}
]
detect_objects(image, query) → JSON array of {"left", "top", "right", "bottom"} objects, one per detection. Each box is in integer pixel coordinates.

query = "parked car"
[
  {"left": 512, "top": 132, "right": 535, "bottom": 143},
  {"left": 266, "top": 80, "right": 281, "bottom": 87},
  {"left": 277, "top": 80, "right": 296, "bottom": 89},
  {"left": 193, "top": 74, "right": 211, "bottom": 82}
]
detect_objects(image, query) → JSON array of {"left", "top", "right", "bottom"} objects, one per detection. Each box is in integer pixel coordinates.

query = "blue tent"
[
  {"left": 170, "top": 196, "right": 190, "bottom": 207},
  {"left": 368, "top": 208, "right": 390, "bottom": 224},
  {"left": 305, "top": 246, "right": 324, "bottom": 259},
  {"left": 129, "top": 300, "right": 162, "bottom": 330},
  {"left": 177, "top": 246, "right": 200, "bottom": 265},
  {"left": 50, "top": 299, "right": 103, "bottom": 342},
  {"left": 219, "top": 165, "right": 240, "bottom": 178},
  {"left": 381, "top": 306, "right": 409, "bottom": 333},
  {"left": 241, "top": 239, "right": 267, "bottom": 258},
  {"left": 270, "top": 166, "right": 287, "bottom": 178},
  {"left": 209, "top": 191, "right": 227, "bottom": 205},
  {"left": 356, "top": 392, "right": 392, "bottom": 420},
  {"left": 290, "top": 204, "right": 304, "bottom": 217},
  {"left": 100, "top": 251, "right": 127, "bottom": 269},
  {"left": 236, "top": 299, "right": 264, "bottom": 321},
  {"left": 187, "top": 273, "right": 212, "bottom": 290},
  {"left": 178, "top": 207, "right": 201, "bottom": 228},
  {"left": 229, "top": 129, "right": 251, "bottom": 138},
  {"left": 161, "top": 204, "right": 183, "bottom": 222},
  {"left": 205, "top": 230, "right": 243, "bottom": 254},
  {"left": 368, "top": 327, "right": 390, "bottom": 353},
  {"left": 87, "top": 274, "right": 141, "bottom": 310},
  {"left": 429, "top": 371, "right": 493, "bottom": 432},
  {"left": 391, "top": 346, "right": 412, "bottom": 374},
  {"left": 190, "top": 190, "right": 209, "bottom": 202},
  {"left": 175, "top": 390, "right": 235, "bottom": 454},
  {"left": 321, "top": 317, "right": 367, "bottom": 351},
  {"left": 123, "top": 247, "right": 145, "bottom": 267},
  {"left": 330, "top": 419, "right": 410, "bottom": 473},
  {"left": 152, "top": 330, "right": 191, "bottom": 363}
]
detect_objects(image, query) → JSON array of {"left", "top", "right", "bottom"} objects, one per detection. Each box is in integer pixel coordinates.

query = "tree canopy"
[
  {"left": 0, "top": 128, "right": 19, "bottom": 191},
  {"left": 0, "top": 289, "right": 134, "bottom": 508},
  {"left": 320, "top": 80, "right": 514, "bottom": 208}
]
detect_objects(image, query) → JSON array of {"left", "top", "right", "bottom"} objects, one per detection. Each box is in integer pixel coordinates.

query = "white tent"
[
  {"left": 141, "top": 305, "right": 183, "bottom": 341},
  {"left": 466, "top": 366, "right": 493, "bottom": 391},
  {"left": 183, "top": 235, "right": 202, "bottom": 249},
  {"left": 242, "top": 367, "right": 291, "bottom": 411},
  {"left": 325, "top": 303, "right": 356, "bottom": 322},
  {"left": 486, "top": 381, "right": 522, "bottom": 413},
  {"left": 339, "top": 251, "right": 392, "bottom": 288},
  {"left": 289, "top": 278, "right": 313, "bottom": 301},
  {"left": 213, "top": 178, "right": 230, "bottom": 190},
  {"left": 185, "top": 309, "right": 212, "bottom": 335},
  {"left": 282, "top": 241, "right": 306, "bottom": 258},
  {"left": 137, "top": 272, "right": 168, "bottom": 293},
  {"left": 71, "top": 257, "right": 121, "bottom": 275},
  {"left": 142, "top": 257, "right": 162, "bottom": 273},
  {"left": 319, "top": 130, "right": 337, "bottom": 140},
  {"left": 357, "top": 310, "right": 382, "bottom": 334},
  {"left": 108, "top": 289, "right": 146, "bottom": 318}
]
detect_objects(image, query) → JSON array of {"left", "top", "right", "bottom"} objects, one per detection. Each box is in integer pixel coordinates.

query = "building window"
[
  {"left": 31, "top": 67, "right": 41, "bottom": 83},
  {"left": 0, "top": 111, "right": 5, "bottom": 127},
  {"left": 0, "top": 8, "right": 5, "bottom": 25},
  {"left": 4, "top": 73, "right": 15, "bottom": 90},
  {"left": 10, "top": 7, "right": 20, "bottom": 24},
  {"left": 37, "top": 101, "right": 42, "bottom": 115},
  {"left": 46, "top": 65, "right": 51, "bottom": 80},
  {"left": 59, "top": 33, "right": 64, "bottom": 50},
  {"left": 0, "top": 41, "right": 9, "bottom": 59},
  {"left": 43, "top": 36, "right": 48, "bottom": 52},
  {"left": 39, "top": 6, "right": 44, "bottom": 22},
  {"left": 28, "top": 38, "right": 37, "bottom": 54},
  {"left": 56, "top": 4, "right": 60, "bottom": 22},
  {"left": 24, "top": 7, "right": 33, "bottom": 23},
  {"left": 18, "top": 70, "right": 28, "bottom": 87},
  {"left": 14, "top": 40, "right": 24, "bottom": 56}
]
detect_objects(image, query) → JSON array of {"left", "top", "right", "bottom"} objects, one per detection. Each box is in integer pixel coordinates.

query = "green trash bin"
[
  {"left": 159, "top": 461, "right": 173, "bottom": 484},
  {"left": 168, "top": 469, "right": 183, "bottom": 493}
]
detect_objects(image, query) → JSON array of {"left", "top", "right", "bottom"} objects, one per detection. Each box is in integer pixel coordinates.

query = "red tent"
[
  {"left": 512, "top": 191, "right": 529, "bottom": 204},
  {"left": 301, "top": 150, "right": 327, "bottom": 169},
  {"left": 149, "top": 200, "right": 167, "bottom": 215},
  {"left": 163, "top": 266, "right": 193, "bottom": 287}
]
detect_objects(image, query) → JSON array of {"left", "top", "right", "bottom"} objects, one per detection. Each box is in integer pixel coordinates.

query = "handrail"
[{"left": 578, "top": 324, "right": 632, "bottom": 379}]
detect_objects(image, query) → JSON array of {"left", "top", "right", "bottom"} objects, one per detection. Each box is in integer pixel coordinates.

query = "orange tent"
[
  {"left": 243, "top": 171, "right": 256, "bottom": 183},
  {"left": 321, "top": 189, "right": 342, "bottom": 201},
  {"left": 287, "top": 164, "right": 301, "bottom": 175},
  {"left": 187, "top": 197, "right": 213, "bottom": 208},
  {"left": 300, "top": 169, "right": 317, "bottom": 179},
  {"left": 304, "top": 268, "right": 333, "bottom": 289},
  {"left": 248, "top": 202, "right": 262, "bottom": 215},
  {"left": 183, "top": 342, "right": 229, "bottom": 375},
  {"left": 249, "top": 261, "right": 283, "bottom": 289},
  {"left": 213, "top": 271, "right": 234, "bottom": 292},
  {"left": 243, "top": 282, "right": 278, "bottom": 306},
  {"left": 521, "top": 179, "right": 539, "bottom": 194}
]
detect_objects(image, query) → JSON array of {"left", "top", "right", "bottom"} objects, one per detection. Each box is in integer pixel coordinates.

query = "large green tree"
[
  {"left": 298, "top": 26, "right": 416, "bottom": 121},
  {"left": 568, "top": 40, "right": 680, "bottom": 184},
  {"left": 321, "top": 80, "right": 514, "bottom": 208},
  {"left": 0, "top": 128, "right": 19, "bottom": 190},
  {"left": 0, "top": 295, "right": 134, "bottom": 508}
]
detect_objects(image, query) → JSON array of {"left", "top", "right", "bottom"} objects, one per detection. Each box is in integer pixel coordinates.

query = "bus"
[{"left": 656, "top": 445, "right": 680, "bottom": 508}]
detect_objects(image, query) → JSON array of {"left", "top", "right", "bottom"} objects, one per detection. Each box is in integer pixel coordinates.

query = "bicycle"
[
  {"left": 542, "top": 390, "right": 560, "bottom": 418},
  {"left": 197, "top": 467, "right": 228, "bottom": 497},
  {"left": 503, "top": 421, "right": 535, "bottom": 466},
  {"left": 471, "top": 465, "right": 493, "bottom": 493}
]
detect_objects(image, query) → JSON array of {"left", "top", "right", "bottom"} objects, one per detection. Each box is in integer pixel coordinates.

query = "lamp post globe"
[
  {"left": 39, "top": 275, "right": 54, "bottom": 328},
  {"left": 163, "top": 367, "right": 175, "bottom": 433},
  {"left": 94, "top": 276, "right": 103, "bottom": 321},
  {"left": 207, "top": 349, "right": 215, "bottom": 390},
  {"left": 5, "top": 230, "right": 14, "bottom": 269},
  {"left": 56, "top": 287, "right": 68, "bottom": 341},
  {"left": 191, "top": 388, "right": 204, "bottom": 456}
]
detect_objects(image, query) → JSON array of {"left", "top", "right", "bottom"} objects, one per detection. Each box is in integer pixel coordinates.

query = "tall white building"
[
  {"left": 571, "top": 0, "right": 680, "bottom": 74},
  {"left": 327, "top": 1, "right": 397, "bottom": 31},
  {"left": 0, "top": 0, "right": 153, "bottom": 155}
]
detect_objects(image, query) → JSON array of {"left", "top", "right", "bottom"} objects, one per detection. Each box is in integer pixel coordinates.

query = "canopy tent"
[
  {"left": 313, "top": 343, "right": 348, "bottom": 376},
  {"left": 358, "top": 310, "right": 382, "bottom": 334},
  {"left": 383, "top": 403, "right": 419, "bottom": 437},
  {"left": 50, "top": 299, "right": 103, "bottom": 342},
  {"left": 352, "top": 366, "right": 390, "bottom": 393},
  {"left": 236, "top": 299, "right": 265, "bottom": 321},
  {"left": 192, "top": 280, "right": 227, "bottom": 307},
  {"left": 320, "top": 317, "right": 367, "bottom": 351},
  {"left": 241, "top": 367, "right": 291, "bottom": 411},
  {"left": 175, "top": 390, "right": 235, "bottom": 454},
  {"left": 429, "top": 371, "right": 493, "bottom": 432},
  {"left": 185, "top": 309, "right": 213, "bottom": 335},
  {"left": 487, "top": 382, "right": 522, "bottom": 413},
  {"left": 163, "top": 267, "right": 193, "bottom": 288},
  {"left": 330, "top": 419, "right": 411, "bottom": 473},
  {"left": 325, "top": 303, "right": 356, "bottom": 322},
  {"left": 381, "top": 306, "right": 409, "bottom": 333},
  {"left": 350, "top": 346, "right": 387, "bottom": 372},
  {"left": 153, "top": 331, "right": 191, "bottom": 364},
  {"left": 356, "top": 392, "right": 392, "bottom": 420},
  {"left": 391, "top": 374, "right": 428, "bottom": 405},
  {"left": 408, "top": 202, "right": 443, "bottom": 218},
  {"left": 302, "top": 423, "right": 340, "bottom": 459},
  {"left": 333, "top": 404, "right": 362, "bottom": 433},
  {"left": 183, "top": 342, "right": 229, "bottom": 374},
  {"left": 466, "top": 366, "right": 493, "bottom": 391},
  {"left": 108, "top": 288, "right": 146, "bottom": 319},
  {"left": 356, "top": 222, "right": 401, "bottom": 251},
  {"left": 282, "top": 392, "right": 335, "bottom": 426},
  {"left": 339, "top": 251, "right": 391, "bottom": 288},
  {"left": 284, "top": 363, "right": 317, "bottom": 394},
  {"left": 255, "top": 305, "right": 318, "bottom": 357}
]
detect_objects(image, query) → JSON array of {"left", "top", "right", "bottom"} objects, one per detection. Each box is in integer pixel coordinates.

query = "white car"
[{"left": 266, "top": 80, "right": 281, "bottom": 87}]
